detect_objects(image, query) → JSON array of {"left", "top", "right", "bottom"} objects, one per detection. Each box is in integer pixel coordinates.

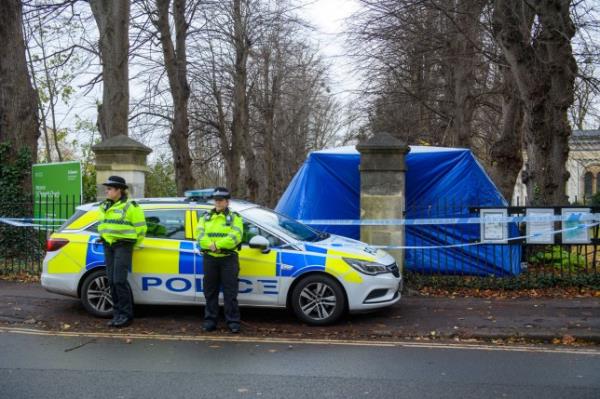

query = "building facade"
[{"left": 512, "top": 129, "right": 600, "bottom": 205}]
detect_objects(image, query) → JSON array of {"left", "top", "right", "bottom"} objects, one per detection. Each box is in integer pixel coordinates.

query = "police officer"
[
  {"left": 197, "top": 187, "right": 244, "bottom": 333},
  {"left": 98, "top": 176, "right": 147, "bottom": 328}
]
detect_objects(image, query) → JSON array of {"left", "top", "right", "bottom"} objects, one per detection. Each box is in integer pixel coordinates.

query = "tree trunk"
[
  {"left": 25, "top": 36, "right": 51, "bottom": 162},
  {"left": 441, "top": 0, "right": 485, "bottom": 148},
  {"left": 90, "top": 0, "right": 130, "bottom": 140},
  {"left": 256, "top": 45, "right": 279, "bottom": 206},
  {"left": 155, "top": 0, "right": 195, "bottom": 195},
  {"left": 488, "top": 65, "right": 524, "bottom": 202},
  {"left": 232, "top": 0, "right": 254, "bottom": 199},
  {"left": 493, "top": 0, "right": 576, "bottom": 205},
  {"left": 0, "top": 0, "right": 39, "bottom": 192}
]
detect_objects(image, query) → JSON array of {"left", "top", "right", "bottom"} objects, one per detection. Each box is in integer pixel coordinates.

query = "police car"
[{"left": 41, "top": 192, "right": 402, "bottom": 325}]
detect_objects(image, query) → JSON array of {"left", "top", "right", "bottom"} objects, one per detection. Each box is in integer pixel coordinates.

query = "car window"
[
  {"left": 242, "top": 220, "right": 284, "bottom": 248},
  {"left": 145, "top": 209, "right": 186, "bottom": 240},
  {"left": 240, "top": 207, "right": 322, "bottom": 242},
  {"left": 58, "top": 210, "right": 87, "bottom": 232},
  {"left": 86, "top": 222, "right": 98, "bottom": 233}
]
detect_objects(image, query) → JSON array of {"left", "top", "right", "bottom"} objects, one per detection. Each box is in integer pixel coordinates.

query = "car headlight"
[{"left": 343, "top": 258, "right": 388, "bottom": 275}]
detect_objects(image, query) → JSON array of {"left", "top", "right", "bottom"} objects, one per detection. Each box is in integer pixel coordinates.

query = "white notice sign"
[
  {"left": 562, "top": 208, "right": 591, "bottom": 244},
  {"left": 480, "top": 209, "right": 508, "bottom": 244},
  {"left": 526, "top": 208, "right": 554, "bottom": 244}
]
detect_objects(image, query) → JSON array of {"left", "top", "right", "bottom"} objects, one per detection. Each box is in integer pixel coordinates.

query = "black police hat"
[
  {"left": 102, "top": 175, "right": 129, "bottom": 189},
  {"left": 212, "top": 187, "right": 231, "bottom": 200}
]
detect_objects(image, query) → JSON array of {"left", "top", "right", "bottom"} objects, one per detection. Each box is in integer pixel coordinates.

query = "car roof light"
[{"left": 184, "top": 188, "right": 214, "bottom": 202}]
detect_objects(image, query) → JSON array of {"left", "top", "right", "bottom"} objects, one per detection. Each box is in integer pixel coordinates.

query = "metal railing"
[
  {"left": 404, "top": 200, "right": 599, "bottom": 286},
  {"left": 0, "top": 194, "right": 81, "bottom": 274}
]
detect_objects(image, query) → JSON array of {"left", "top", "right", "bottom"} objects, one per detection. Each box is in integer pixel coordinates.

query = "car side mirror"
[{"left": 249, "top": 235, "right": 270, "bottom": 253}]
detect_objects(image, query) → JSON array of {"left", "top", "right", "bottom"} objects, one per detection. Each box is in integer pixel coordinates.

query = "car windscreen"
[{"left": 240, "top": 207, "right": 322, "bottom": 242}]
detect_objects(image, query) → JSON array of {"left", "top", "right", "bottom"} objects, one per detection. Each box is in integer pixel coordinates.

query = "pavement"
[{"left": 0, "top": 280, "right": 599, "bottom": 345}]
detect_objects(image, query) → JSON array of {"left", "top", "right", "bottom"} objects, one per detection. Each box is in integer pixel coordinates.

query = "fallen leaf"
[{"left": 561, "top": 335, "right": 576, "bottom": 345}]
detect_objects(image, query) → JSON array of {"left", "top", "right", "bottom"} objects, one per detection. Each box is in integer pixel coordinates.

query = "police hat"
[
  {"left": 102, "top": 175, "right": 128, "bottom": 189},
  {"left": 212, "top": 187, "right": 231, "bottom": 200}
]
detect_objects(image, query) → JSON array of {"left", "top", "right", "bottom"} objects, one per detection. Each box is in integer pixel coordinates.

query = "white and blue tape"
[
  {"left": 300, "top": 213, "right": 600, "bottom": 226},
  {"left": 1, "top": 215, "right": 597, "bottom": 252}
]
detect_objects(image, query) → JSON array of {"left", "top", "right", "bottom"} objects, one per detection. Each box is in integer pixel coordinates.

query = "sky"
[
  {"left": 34, "top": 0, "right": 363, "bottom": 161},
  {"left": 300, "top": 0, "right": 362, "bottom": 98}
]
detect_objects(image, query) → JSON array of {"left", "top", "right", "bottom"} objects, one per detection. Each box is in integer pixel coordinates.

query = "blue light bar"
[{"left": 184, "top": 188, "right": 214, "bottom": 201}]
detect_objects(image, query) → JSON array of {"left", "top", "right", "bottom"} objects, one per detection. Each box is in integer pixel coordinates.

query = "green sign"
[{"left": 32, "top": 161, "right": 82, "bottom": 228}]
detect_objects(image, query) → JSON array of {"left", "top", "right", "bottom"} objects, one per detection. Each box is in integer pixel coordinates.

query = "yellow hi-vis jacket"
[
  {"left": 197, "top": 208, "right": 243, "bottom": 257},
  {"left": 98, "top": 197, "right": 147, "bottom": 246}
]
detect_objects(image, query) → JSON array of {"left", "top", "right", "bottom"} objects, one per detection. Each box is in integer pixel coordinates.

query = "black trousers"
[
  {"left": 202, "top": 253, "right": 240, "bottom": 326},
  {"left": 104, "top": 241, "right": 134, "bottom": 319}
]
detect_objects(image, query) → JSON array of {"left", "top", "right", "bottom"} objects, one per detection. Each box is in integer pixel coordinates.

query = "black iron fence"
[
  {"left": 0, "top": 195, "right": 81, "bottom": 275},
  {"left": 404, "top": 201, "right": 600, "bottom": 288},
  {"left": 1, "top": 196, "right": 598, "bottom": 288}
]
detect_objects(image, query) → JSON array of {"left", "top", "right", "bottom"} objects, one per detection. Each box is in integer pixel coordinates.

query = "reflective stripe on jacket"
[
  {"left": 98, "top": 197, "right": 147, "bottom": 246},
  {"left": 197, "top": 208, "right": 243, "bottom": 257}
]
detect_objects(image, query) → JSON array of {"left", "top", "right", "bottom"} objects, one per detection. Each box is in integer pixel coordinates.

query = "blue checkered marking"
[
  {"left": 178, "top": 241, "right": 196, "bottom": 274},
  {"left": 85, "top": 235, "right": 105, "bottom": 270},
  {"left": 278, "top": 244, "right": 326, "bottom": 277},
  {"left": 304, "top": 244, "right": 327, "bottom": 267}
]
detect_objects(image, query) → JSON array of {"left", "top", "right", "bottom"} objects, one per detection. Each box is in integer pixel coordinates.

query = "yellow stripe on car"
[
  {"left": 324, "top": 248, "right": 367, "bottom": 284},
  {"left": 47, "top": 233, "right": 88, "bottom": 274},
  {"left": 132, "top": 238, "right": 180, "bottom": 274}
]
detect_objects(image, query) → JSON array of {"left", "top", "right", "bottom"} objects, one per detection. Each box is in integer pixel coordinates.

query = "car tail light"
[{"left": 46, "top": 238, "right": 69, "bottom": 252}]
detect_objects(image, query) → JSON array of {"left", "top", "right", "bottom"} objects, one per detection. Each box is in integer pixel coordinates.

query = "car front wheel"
[{"left": 291, "top": 274, "right": 346, "bottom": 325}]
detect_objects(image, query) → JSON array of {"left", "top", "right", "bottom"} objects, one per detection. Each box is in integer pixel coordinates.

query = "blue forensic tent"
[{"left": 275, "top": 146, "right": 521, "bottom": 276}]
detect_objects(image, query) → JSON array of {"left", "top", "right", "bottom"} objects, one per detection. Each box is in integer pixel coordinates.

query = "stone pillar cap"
[
  {"left": 92, "top": 135, "right": 152, "bottom": 154},
  {"left": 356, "top": 132, "right": 409, "bottom": 152}
]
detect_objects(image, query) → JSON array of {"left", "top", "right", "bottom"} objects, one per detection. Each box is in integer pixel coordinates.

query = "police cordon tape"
[
  {"left": 299, "top": 213, "right": 600, "bottom": 226},
  {"left": 0, "top": 217, "right": 64, "bottom": 228},
  {"left": 7, "top": 222, "right": 597, "bottom": 259},
  {"left": 276, "top": 222, "right": 600, "bottom": 251},
  {"left": 2, "top": 212, "right": 598, "bottom": 229},
  {"left": 32, "top": 221, "right": 600, "bottom": 265}
]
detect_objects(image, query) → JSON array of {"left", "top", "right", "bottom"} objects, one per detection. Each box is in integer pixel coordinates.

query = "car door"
[
  {"left": 191, "top": 211, "right": 282, "bottom": 306},
  {"left": 130, "top": 208, "right": 198, "bottom": 304},
  {"left": 235, "top": 219, "right": 284, "bottom": 306}
]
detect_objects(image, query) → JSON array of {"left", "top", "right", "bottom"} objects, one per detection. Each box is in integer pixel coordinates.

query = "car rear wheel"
[
  {"left": 80, "top": 269, "right": 114, "bottom": 318},
  {"left": 291, "top": 274, "right": 346, "bottom": 325}
]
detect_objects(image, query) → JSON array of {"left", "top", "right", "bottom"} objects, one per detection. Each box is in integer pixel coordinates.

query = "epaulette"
[{"left": 131, "top": 201, "right": 139, "bottom": 207}]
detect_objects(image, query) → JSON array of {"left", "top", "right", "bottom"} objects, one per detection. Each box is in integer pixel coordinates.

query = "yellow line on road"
[{"left": 0, "top": 326, "right": 598, "bottom": 355}]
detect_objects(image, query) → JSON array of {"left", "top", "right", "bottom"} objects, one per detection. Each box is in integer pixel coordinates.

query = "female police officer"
[
  {"left": 197, "top": 187, "right": 244, "bottom": 333},
  {"left": 98, "top": 176, "right": 147, "bottom": 328}
]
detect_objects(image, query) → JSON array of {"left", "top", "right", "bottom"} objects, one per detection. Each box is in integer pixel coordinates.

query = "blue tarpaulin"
[{"left": 275, "top": 146, "right": 521, "bottom": 276}]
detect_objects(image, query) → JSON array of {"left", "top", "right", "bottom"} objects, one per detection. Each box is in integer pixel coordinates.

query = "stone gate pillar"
[
  {"left": 356, "top": 132, "right": 410, "bottom": 270},
  {"left": 92, "top": 135, "right": 152, "bottom": 199}
]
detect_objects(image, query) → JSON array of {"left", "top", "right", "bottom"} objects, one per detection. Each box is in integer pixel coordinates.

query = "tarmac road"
[{"left": 0, "top": 329, "right": 599, "bottom": 399}]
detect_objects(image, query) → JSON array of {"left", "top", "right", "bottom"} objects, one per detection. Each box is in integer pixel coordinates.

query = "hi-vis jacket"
[
  {"left": 197, "top": 208, "right": 243, "bottom": 257},
  {"left": 98, "top": 197, "right": 147, "bottom": 246}
]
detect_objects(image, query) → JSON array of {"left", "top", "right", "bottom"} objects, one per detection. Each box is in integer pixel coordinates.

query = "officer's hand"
[{"left": 210, "top": 242, "right": 217, "bottom": 252}]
